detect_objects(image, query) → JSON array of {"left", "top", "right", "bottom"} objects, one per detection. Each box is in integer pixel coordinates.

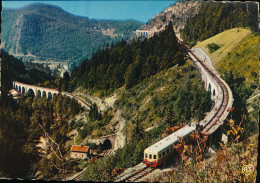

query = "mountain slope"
[
  {"left": 1, "top": 3, "right": 143, "bottom": 63},
  {"left": 69, "top": 22, "right": 185, "bottom": 94},
  {"left": 142, "top": 1, "right": 202, "bottom": 35},
  {"left": 181, "top": 1, "right": 258, "bottom": 45},
  {"left": 195, "top": 28, "right": 259, "bottom": 138},
  {"left": 195, "top": 28, "right": 252, "bottom": 67},
  {"left": 195, "top": 28, "right": 259, "bottom": 87}
]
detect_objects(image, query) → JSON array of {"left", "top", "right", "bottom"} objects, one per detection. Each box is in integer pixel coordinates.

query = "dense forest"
[
  {"left": 0, "top": 49, "right": 83, "bottom": 179},
  {"left": 181, "top": 2, "right": 258, "bottom": 45},
  {"left": 65, "top": 61, "right": 213, "bottom": 181},
  {"left": 1, "top": 3, "right": 143, "bottom": 63},
  {"left": 1, "top": 49, "right": 58, "bottom": 94},
  {"left": 0, "top": 94, "right": 83, "bottom": 179},
  {"left": 1, "top": 1, "right": 258, "bottom": 180},
  {"left": 1, "top": 50, "right": 26, "bottom": 96},
  {"left": 69, "top": 22, "right": 185, "bottom": 94}
]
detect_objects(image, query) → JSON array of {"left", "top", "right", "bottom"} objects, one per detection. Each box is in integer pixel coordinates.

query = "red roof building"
[
  {"left": 71, "top": 145, "right": 90, "bottom": 159},
  {"left": 8, "top": 89, "right": 22, "bottom": 99}
]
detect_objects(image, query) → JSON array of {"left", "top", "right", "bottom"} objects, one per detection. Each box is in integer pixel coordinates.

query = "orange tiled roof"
[
  {"left": 71, "top": 145, "right": 89, "bottom": 153},
  {"left": 9, "top": 89, "right": 16, "bottom": 93},
  {"left": 9, "top": 89, "right": 22, "bottom": 96}
]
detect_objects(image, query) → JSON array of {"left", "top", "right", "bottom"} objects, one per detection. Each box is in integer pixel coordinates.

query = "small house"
[
  {"left": 71, "top": 145, "right": 90, "bottom": 159},
  {"left": 8, "top": 89, "right": 22, "bottom": 99}
]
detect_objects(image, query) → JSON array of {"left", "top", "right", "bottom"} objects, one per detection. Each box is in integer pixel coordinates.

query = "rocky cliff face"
[{"left": 140, "top": 1, "right": 202, "bottom": 38}]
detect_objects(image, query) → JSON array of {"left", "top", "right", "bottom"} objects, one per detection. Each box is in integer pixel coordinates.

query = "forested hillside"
[
  {"left": 1, "top": 49, "right": 58, "bottom": 94},
  {"left": 69, "top": 22, "right": 185, "bottom": 95},
  {"left": 181, "top": 1, "right": 258, "bottom": 45},
  {"left": 1, "top": 48, "right": 84, "bottom": 179},
  {"left": 1, "top": 3, "right": 143, "bottom": 63},
  {"left": 1, "top": 49, "right": 26, "bottom": 96}
]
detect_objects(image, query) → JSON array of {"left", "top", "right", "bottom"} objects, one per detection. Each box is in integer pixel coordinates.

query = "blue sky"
[{"left": 2, "top": 1, "right": 177, "bottom": 23}]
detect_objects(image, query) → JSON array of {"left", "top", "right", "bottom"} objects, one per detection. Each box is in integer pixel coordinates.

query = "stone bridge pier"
[
  {"left": 201, "top": 69, "right": 220, "bottom": 102},
  {"left": 13, "top": 81, "right": 59, "bottom": 99}
]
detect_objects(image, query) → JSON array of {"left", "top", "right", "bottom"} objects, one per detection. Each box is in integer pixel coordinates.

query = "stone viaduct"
[
  {"left": 136, "top": 30, "right": 154, "bottom": 38},
  {"left": 13, "top": 81, "right": 59, "bottom": 99},
  {"left": 188, "top": 47, "right": 233, "bottom": 136},
  {"left": 190, "top": 48, "right": 220, "bottom": 102}
]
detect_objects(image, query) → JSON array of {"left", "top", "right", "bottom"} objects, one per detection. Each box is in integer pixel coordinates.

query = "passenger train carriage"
[{"left": 143, "top": 123, "right": 196, "bottom": 168}]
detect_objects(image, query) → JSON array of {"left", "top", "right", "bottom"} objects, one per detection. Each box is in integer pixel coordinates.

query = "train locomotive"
[
  {"left": 143, "top": 123, "right": 196, "bottom": 168},
  {"left": 143, "top": 40, "right": 232, "bottom": 169}
]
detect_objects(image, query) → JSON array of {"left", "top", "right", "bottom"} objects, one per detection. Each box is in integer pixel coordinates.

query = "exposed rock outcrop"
[{"left": 140, "top": 1, "right": 202, "bottom": 37}]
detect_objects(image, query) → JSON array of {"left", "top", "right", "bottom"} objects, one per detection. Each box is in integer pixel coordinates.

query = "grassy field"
[
  {"left": 195, "top": 28, "right": 259, "bottom": 86},
  {"left": 196, "top": 28, "right": 259, "bottom": 141},
  {"left": 195, "top": 28, "right": 251, "bottom": 66}
]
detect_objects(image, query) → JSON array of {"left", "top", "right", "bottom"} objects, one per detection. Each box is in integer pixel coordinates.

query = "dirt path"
[
  {"left": 73, "top": 92, "right": 117, "bottom": 112},
  {"left": 112, "top": 109, "right": 126, "bottom": 152}
]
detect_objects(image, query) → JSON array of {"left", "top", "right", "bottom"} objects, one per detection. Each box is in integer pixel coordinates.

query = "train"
[
  {"left": 143, "top": 123, "right": 196, "bottom": 168},
  {"left": 143, "top": 41, "right": 231, "bottom": 168}
]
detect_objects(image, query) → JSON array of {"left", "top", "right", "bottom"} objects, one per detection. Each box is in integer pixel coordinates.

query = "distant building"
[
  {"left": 71, "top": 145, "right": 90, "bottom": 159},
  {"left": 8, "top": 89, "right": 22, "bottom": 99},
  {"left": 136, "top": 30, "right": 153, "bottom": 38}
]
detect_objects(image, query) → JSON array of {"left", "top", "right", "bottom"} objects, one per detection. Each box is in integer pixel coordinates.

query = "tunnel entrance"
[{"left": 100, "top": 139, "right": 112, "bottom": 150}]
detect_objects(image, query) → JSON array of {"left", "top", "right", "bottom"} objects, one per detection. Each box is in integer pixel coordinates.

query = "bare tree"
[{"left": 39, "top": 124, "right": 75, "bottom": 180}]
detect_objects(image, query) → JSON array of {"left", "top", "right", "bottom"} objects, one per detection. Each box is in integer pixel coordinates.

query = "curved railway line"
[
  {"left": 62, "top": 91, "right": 91, "bottom": 109},
  {"left": 185, "top": 45, "right": 230, "bottom": 135},
  {"left": 114, "top": 41, "right": 233, "bottom": 181},
  {"left": 12, "top": 38, "right": 232, "bottom": 182}
]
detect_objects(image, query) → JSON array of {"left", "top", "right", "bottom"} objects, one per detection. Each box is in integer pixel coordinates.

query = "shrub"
[{"left": 206, "top": 42, "right": 221, "bottom": 53}]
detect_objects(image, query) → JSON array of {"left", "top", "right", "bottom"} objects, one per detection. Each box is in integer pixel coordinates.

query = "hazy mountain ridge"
[{"left": 1, "top": 3, "right": 143, "bottom": 63}]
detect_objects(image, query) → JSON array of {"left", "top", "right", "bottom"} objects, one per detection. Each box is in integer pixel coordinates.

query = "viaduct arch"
[
  {"left": 136, "top": 30, "right": 153, "bottom": 38},
  {"left": 190, "top": 51, "right": 220, "bottom": 102},
  {"left": 13, "top": 81, "right": 59, "bottom": 99},
  {"left": 13, "top": 81, "right": 89, "bottom": 109}
]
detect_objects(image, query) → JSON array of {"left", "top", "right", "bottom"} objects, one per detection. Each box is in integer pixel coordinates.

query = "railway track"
[
  {"left": 70, "top": 149, "right": 112, "bottom": 181},
  {"left": 114, "top": 165, "right": 155, "bottom": 182},
  {"left": 114, "top": 41, "right": 232, "bottom": 182},
  {"left": 183, "top": 43, "right": 230, "bottom": 135},
  {"left": 73, "top": 171, "right": 85, "bottom": 181},
  {"left": 102, "top": 149, "right": 112, "bottom": 157},
  {"left": 126, "top": 167, "right": 155, "bottom": 182},
  {"left": 62, "top": 92, "right": 91, "bottom": 108}
]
